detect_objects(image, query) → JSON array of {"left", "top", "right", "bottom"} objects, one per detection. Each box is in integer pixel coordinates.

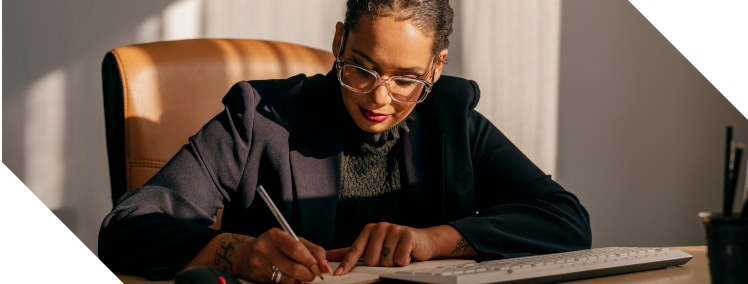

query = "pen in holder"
[{"left": 702, "top": 125, "right": 748, "bottom": 283}]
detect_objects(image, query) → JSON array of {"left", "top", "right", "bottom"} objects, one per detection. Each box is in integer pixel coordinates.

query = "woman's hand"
[
  {"left": 236, "top": 228, "right": 332, "bottom": 283},
  {"left": 188, "top": 229, "right": 332, "bottom": 284},
  {"left": 326, "top": 222, "right": 440, "bottom": 276}
]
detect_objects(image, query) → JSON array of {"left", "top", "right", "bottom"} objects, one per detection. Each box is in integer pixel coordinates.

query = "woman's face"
[{"left": 332, "top": 17, "right": 447, "bottom": 133}]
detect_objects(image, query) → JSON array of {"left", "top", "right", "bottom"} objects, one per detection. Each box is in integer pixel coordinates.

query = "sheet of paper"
[
  {"left": 306, "top": 273, "right": 381, "bottom": 284},
  {"left": 238, "top": 259, "right": 476, "bottom": 284},
  {"left": 239, "top": 273, "right": 379, "bottom": 284},
  {"left": 238, "top": 273, "right": 379, "bottom": 284}
]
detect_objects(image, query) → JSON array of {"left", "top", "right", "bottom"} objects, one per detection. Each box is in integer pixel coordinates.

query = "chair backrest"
[{"left": 102, "top": 39, "right": 335, "bottom": 208}]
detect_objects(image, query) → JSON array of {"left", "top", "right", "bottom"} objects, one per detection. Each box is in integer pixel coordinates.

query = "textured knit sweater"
[{"left": 331, "top": 111, "right": 418, "bottom": 249}]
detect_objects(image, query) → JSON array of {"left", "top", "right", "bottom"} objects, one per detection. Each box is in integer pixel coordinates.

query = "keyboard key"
[
  {"left": 416, "top": 271, "right": 435, "bottom": 275},
  {"left": 509, "top": 264, "right": 562, "bottom": 274}
]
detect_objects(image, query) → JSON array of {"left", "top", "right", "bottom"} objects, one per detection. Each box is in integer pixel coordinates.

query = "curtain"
[
  {"left": 461, "top": 0, "right": 561, "bottom": 176},
  {"left": 203, "top": 0, "right": 346, "bottom": 51}
]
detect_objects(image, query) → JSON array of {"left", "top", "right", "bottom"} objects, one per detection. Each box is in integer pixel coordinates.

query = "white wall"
[{"left": 556, "top": 0, "right": 748, "bottom": 247}]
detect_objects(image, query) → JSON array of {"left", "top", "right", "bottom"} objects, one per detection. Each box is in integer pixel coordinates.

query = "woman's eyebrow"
[
  {"left": 352, "top": 48, "right": 426, "bottom": 74},
  {"left": 352, "top": 48, "right": 378, "bottom": 65}
]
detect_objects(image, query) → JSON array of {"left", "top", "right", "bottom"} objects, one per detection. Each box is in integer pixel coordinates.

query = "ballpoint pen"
[
  {"left": 256, "top": 185, "right": 326, "bottom": 281},
  {"left": 723, "top": 126, "right": 735, "bottom": 218}
]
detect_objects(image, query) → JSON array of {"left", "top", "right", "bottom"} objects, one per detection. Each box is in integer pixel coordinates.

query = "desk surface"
[{"left": 116, "top": 246, "right": 710, "bottom": 284}]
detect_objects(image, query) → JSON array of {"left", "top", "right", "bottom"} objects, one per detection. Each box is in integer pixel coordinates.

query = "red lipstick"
[{"left": 359, "top": 106, "right": 390, "bottom": 122}]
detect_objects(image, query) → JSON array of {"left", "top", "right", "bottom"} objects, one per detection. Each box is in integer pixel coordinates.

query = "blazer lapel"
[
  {"left": 286, "top": 73, "right": 346, "bottom": 248},
  {"left": 288, "top": 125, "right": 343, "bottom": 249},
  {"left": 402, "top": 107, "right": 445, "bottom": 227}
]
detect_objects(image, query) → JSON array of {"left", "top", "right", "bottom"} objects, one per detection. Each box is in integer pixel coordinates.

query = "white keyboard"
[{"left": 379, "top": 247, "right": 692, "bottom": 284}]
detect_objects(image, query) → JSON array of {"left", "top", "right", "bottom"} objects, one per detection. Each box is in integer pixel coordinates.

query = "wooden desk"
[{"left": 116, "top": 246, "right": 710, "bottom": 284}]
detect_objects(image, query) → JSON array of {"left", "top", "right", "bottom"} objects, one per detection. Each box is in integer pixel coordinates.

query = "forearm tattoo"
[
  {"left": 382, "top": 247, "right": 391, "bottom": 257},
  {"left": 451, "top": 239, "right": 471, "bottom": 254},
  {"left": 215, "top": 234, "right": 250, "bottom": 272}
]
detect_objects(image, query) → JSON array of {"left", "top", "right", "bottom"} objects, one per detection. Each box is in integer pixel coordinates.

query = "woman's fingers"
[
  {"left": 242, "top": 244, "right": 302, "bottom": 284},
  {"left": 268, "top": 260, "right": 301, "bottom": 284},
  {"left": 330, "top": 223, "right": 430, "bottom": 275},
  {"left": 325, "top": 247, "right": 349, "bottom": 262},
  {"left": 266, "top": 243, "right": 317, "bottom": 282},
  {"left": 268, "top": 229, "right": 322, "bottom": 280},
  {"left": 393, "top": 229, "right": 415, "bottom": 266},
  {"left": 276, "top": 268, "right": 303, "bottom": 284},
  {"left": 335, "top": 225, "right": 373, "bottom": 276},
  {"left": 362, "top": 223, "right": 389, "bottom": 267},
  {"left": 380, "top": 225, "right": 405, "bottom": 267},
  {"left": 299, "top": 237, "right": 332, "bottom": 275}
]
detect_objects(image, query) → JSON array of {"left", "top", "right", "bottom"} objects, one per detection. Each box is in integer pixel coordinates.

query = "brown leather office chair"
[{"left": 102, "top": 39, "right": 335, "bottom": 229}]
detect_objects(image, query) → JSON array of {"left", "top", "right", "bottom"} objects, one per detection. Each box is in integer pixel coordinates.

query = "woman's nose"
[{"left": 368, "top": 84, "right": 392, "bottom": 106}]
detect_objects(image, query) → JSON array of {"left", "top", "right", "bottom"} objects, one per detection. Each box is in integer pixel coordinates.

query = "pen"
[
  {"left": 723, "top": 125, "right": 735, "bottom": 218},
  {"left": 728, "top": 145, "right": 743, "bottom": 218},
  {"left": 256, "top": 185, "right": 325, "bottom": 280}
]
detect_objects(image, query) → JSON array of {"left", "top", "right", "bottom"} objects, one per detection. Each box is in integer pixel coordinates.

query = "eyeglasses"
[{"left": 335, "top": 31, "right": 437, "bottom": 104}]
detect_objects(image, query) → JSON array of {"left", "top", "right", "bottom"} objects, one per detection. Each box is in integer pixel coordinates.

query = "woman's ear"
[
  {"left": 332, "top": 22, "right": 345, "bottom": 57},
  {"left": 432, "top": 49, "right": 449, "bottom": 83}
]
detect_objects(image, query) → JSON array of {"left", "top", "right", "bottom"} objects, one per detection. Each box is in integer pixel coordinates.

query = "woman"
[{"left": 99, "top": 0, "right": 592, "bottom": 283}]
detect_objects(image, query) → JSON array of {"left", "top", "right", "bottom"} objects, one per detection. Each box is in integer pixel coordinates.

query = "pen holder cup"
[{"left": 699, "top": 212, "right": 748, "bottom": 284}]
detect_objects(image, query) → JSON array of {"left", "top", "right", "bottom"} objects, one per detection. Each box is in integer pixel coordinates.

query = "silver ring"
[{"left": 271, "top": 266, "right": 281, "bottom": 283}]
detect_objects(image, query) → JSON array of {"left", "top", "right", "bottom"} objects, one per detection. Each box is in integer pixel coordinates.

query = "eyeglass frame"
[{"left": 335, "top": 28, "right": 439, "bottom": 104}]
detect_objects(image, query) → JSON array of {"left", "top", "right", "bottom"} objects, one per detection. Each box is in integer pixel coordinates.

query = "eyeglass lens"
[{"left": 340, "top": 64, "right": 428, "bottom": 102}]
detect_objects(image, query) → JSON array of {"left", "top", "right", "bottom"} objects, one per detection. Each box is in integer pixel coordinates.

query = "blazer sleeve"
[
  {"left": 448, "top": 82, "right": 592, "bottom": 260},
  {"left": 98, "top": 81, "right": 258, "bottom": 280}
]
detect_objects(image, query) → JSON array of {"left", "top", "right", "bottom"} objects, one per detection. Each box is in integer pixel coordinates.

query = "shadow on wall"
[
  {"left": 52, "top": 208, "right": 79, "bottom": 233},
  {"left": 2, "top": 0, "right": 180, "bottom": 254}
]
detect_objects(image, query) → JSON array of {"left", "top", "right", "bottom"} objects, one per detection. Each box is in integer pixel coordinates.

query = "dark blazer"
[{"left": 98, "top": 70, "right": 592, "bottom": 280}]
